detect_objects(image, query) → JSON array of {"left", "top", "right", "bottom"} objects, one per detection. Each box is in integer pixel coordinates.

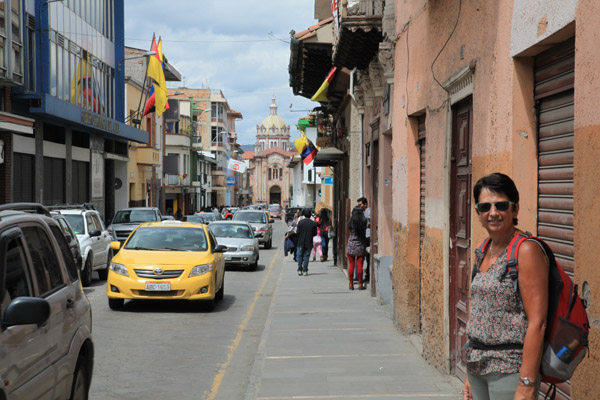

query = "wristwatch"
[{"left": 519, "top": 377, "right": 535, "bottom": 386}]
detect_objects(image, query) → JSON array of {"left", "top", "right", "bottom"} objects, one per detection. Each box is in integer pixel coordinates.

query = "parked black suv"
[{"left": 0, "top": 203, "right": 94, "bottom": 399}]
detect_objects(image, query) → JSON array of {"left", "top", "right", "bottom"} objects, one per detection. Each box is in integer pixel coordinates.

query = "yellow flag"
[
  {"left": 310, "top": 67, "right": 337, "bottom": 102},
  {"left": 70, "top": 56, "right": 91, "bottom": 105},
  {"left": 153, "top": 39, "right": 168, "bottom": 116}
]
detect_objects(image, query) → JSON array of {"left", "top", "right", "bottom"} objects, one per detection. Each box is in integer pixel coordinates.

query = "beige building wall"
[{"left": 389, "top": 1, "right": 600, "bottom": 395}]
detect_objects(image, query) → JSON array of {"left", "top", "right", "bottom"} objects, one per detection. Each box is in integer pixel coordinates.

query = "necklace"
[{"left": 489, "top": 230, "right": 516, "bottom": 259}]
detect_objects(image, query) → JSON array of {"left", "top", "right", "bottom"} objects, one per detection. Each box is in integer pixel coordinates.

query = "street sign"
[
  {"left": 226, "top": 176, "right": 235, "bottom": 186},
  {"left": 324, "top": 176, "right": 333, "bottom": 185}
]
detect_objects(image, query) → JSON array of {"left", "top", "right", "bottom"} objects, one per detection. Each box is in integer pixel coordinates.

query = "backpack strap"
[
  {"left": 501, "top": 232, "right": 531, "bottom": 291},
  {"left": 472, "top": 237, "right": 492, "bottom": 280}
]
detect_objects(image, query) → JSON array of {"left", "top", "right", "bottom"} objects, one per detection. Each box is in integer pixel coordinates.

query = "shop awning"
[
  {"left": 313, "top": 146, "right": 345, "bottom": 167},
  {"left": 0, "top": 111, "right": 34, "bottom": 134}
]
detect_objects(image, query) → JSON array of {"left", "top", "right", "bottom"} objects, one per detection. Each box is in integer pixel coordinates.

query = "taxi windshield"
[{"left": 124, "top": 227, "right": 208, "bottom": 251}]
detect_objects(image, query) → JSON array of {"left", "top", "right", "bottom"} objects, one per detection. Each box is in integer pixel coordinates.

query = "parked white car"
[{"left": 49, "top": 204, "right": 113, "bottom": 286}]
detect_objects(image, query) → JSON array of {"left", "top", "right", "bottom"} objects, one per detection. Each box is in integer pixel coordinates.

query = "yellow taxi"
[{"left": 106, "top": 220, "right": 226, "bottom": 311}]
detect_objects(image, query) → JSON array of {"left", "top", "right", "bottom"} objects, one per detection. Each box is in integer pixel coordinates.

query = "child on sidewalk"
[{"left": 311, "top": 226, "right": 323, "bottom": 262}]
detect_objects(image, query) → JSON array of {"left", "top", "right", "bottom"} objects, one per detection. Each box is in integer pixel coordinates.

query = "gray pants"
[{"left": 467, "top": 372, "right": 519, "bottom": 400}]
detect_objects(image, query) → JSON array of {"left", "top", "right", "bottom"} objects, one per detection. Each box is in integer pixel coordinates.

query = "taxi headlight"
[
  {"left": 259, "top": 225, "right": 268, "bottom": 232},
  {"left": 189, "top": 263, "right": 213, "bottom": 277},
  {"left": 241, "top": 245, "right": 255, "bottom": 251},
  {"left": 110, "top": 262, "right": 129, "bottom": 276}
]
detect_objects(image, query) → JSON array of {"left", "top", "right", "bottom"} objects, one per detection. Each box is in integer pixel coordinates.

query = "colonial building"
[
  {"left": 246, "top": 98, "right": 295, "bottom": 206},
  {"left": 291, "top": 0, "right": 600, "bottom": 398}
]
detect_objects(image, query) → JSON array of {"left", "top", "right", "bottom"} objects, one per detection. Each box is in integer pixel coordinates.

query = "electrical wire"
[{"left": 430, "top": 0, "right": 462, "bottom": 93}]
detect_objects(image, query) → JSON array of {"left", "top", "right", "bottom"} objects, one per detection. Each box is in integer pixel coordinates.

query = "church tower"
[
  {"left": 246, "top": 97, "right": 295, "bottom": 206},
  {"left": 255, "top": 97, "right": 291, "bottom": 153}
]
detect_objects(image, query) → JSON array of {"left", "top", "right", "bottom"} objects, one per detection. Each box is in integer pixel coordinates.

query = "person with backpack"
[{"left": 462, "top": 173, "right": 549, "bottom": 400}]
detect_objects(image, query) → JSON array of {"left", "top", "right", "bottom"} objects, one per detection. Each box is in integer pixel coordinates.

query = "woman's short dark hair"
[{"left": 473, "top": 172, "right": 519, "bottom": 225}]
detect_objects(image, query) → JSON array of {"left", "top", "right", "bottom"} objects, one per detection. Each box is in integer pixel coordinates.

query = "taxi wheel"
[
  {"left": 264, "top": 238, "right": 272, "bottom": 249},
  {"left": 108, "top": 298, "right": 124, "bottom": 310},
  {"left": 251, "top": 260, "right": 258, "bottom": 271},
  {"left": 215, "top": 279, "right": 224, "bottom": 301},
  {"left": 81, "top": 258, "right": 93, "bottom": 287}
]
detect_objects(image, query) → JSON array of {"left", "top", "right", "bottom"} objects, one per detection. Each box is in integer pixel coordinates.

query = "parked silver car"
[
  {"left": 209, "top": 221, "right": 260, "bottom": 269},
  {"left": 232, "top": 210, "right": 274, "bottom": 249}
]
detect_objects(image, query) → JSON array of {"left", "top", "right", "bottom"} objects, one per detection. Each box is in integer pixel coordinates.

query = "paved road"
[{"left": 87, "top": 220, "right": 289, "bottom": 400}]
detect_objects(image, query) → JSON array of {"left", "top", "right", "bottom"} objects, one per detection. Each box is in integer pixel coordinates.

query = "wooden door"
[{"left": 449, "top": 98, "right": 473, "bottom": 380}]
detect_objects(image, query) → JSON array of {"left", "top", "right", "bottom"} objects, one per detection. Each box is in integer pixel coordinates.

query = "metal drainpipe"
[{"left": 359, "top": 113, "right": 363, "bottom": 197}]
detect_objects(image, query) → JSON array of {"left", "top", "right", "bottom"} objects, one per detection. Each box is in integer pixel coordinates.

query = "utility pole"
[{"left": 313, "top": 163, "right": 317, "bottom": 209}]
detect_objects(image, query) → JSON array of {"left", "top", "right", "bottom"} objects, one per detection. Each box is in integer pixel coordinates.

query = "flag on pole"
[
  {"left": 227, "top": 158, "right": 247, "bottom": 173},
  {"left": 146, "top": 36, "right": 164, "bottom": 88},
  {"left": 144, "top": 35, "right": 169, "bottom": 116},
  {"left": 154, "top": 38, "right": 169, "bottom": 116},
  {"left": 293, "top": 132, "right": 318, "bottom": 165},
  {"left": 310, "top": 67, "right": 337, "bottom": 102},
  {"left": 142, "top": 84, "right": 157, "bottom": 116}
]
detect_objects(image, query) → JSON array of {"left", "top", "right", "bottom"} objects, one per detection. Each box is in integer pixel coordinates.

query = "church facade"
[{"left": 244, "top": 98, "right": 296, "bottom": 206}]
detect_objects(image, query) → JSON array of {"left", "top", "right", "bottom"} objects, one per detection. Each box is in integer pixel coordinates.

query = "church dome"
[{"left": 257, "top": 97, "right": 290, "bottom": 136}]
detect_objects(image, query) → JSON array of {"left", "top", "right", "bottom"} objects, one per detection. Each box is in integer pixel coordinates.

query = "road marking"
[
  {"left": 205, "top": 239, "right": 280, "bottom": 400},
  {"left": 265, "top": 353, "right": 410, "bottom": 360},
  {"left": 256, "top": 394, "right": 459, "bottom": 399},
  {"left": 271, "top": 328, "right": 367, "bottom": 332}
]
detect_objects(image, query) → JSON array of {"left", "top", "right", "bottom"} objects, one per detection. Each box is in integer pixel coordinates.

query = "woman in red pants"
[{"left": 346, "top": 205, "right": 368, "bottom": 290}]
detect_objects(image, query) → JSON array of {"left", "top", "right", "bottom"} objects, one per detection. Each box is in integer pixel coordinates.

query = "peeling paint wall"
[{"left": 571, "top": 0, "right": 600, "bottom": 396}]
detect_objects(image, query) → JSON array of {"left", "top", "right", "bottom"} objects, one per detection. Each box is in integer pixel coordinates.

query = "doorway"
[{"left": 449, "top": 97, "right": 473, "bottom": 380}]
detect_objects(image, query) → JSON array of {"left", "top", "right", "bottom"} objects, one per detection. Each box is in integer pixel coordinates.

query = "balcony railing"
[{"left": 166, "top": 174, "right": 190, "bottom": 186}]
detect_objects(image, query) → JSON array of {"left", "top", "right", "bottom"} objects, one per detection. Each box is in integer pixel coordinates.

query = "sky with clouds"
[{"left": 124, "top": 0, "right": 319, "bottom": 145}]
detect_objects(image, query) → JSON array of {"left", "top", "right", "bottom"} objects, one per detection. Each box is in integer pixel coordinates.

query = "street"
[{"left": 87, "top": 220, "right": 289, "bottom": 399}]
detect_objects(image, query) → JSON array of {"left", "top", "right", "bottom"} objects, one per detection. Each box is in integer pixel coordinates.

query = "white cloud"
[{"left": 125, "top": 0, "right": 319, "bottom": 145}]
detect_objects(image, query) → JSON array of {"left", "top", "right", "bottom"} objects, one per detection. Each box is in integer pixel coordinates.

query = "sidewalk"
[{"left": 245, "top": 255, "right": 463, "bottom": 400}]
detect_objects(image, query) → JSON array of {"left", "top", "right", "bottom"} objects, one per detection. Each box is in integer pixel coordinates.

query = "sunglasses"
[{"left": 475, "top": 201, "right": 515, "bottom": 213}]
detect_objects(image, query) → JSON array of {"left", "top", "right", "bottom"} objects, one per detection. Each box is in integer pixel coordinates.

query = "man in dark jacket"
[{"left": 295, "top": 208, "right": 317, "bottom": 276}]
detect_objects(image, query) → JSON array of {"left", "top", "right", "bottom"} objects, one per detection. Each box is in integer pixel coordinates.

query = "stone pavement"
[{"left": 244, "top": 255, "right": 463, "bottom": 400}]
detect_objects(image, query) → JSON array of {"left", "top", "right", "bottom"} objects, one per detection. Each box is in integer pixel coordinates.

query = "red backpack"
[{"left": 473, "top": 233, "right": 589, "bottom": 387}]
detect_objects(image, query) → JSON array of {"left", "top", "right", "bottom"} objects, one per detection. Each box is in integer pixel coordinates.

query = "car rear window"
[
  {"left": 113, "top": 210, "right": 159, "bottom": 224},
  {"left": 64, "top": 215, "right": 84, "bottom": 234},
  {"left": 233, "top": 212, "right": 266, "bottom": 224},
  {"left": 124, "top": 227, "right": 208, "bottom": 251},
  {"left": 209, "top": 224, "right": 252, "bottom": 238},
  {"left": 198, "top": 213, "right": 216, "bottom": 221}
]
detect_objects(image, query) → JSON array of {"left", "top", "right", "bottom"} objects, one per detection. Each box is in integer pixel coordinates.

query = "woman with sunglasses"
[{"left": 462, "top": 173, "right": 548, "bottom": 400}]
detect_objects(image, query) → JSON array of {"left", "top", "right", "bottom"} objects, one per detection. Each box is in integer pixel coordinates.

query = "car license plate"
[
  {"left": 224, "top": 254, "right": 231, "bottom": 261},
  {"left": 145, "top": 281, "right": 171, "bottom": 291}
]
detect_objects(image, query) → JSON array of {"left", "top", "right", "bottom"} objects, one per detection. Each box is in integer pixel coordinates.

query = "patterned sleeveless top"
[{"left": 466, "top": 246, "right": 527, "bottom": 375}]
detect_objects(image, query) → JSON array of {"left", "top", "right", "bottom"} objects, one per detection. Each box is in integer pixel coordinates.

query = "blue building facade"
[{"left": 0, "top": 0, "right": 147, "bottom": 220}]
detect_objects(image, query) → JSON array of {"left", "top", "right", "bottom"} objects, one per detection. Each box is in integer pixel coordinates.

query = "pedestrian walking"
[
  {"left": 317, "top": 208, "right": 330, "bottom": 261},
  {"left": 295, "top": 208, "right": 317, "bottom": 276},
  {"left": 462, "top": 172, "right": 548, "bottom": 400},
  {"left": 346, "top": 205, "right": 368, "bottom": 290},
  {"left": 311, "top": 226, "right": 323, "bottom": 261}
]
